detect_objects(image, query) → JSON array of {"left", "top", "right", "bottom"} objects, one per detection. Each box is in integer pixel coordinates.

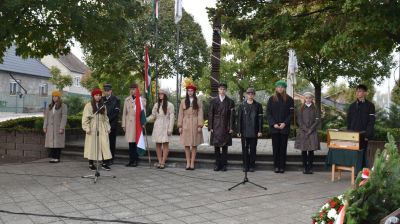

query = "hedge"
[{"left": 1, "top": 117, "right": 398, "bottom": 142}]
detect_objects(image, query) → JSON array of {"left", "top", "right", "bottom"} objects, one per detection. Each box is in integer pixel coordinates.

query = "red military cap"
[
  {"left": 186, "top": 83, "right": 197, "bottom": 92},
  {"left": 91, "top": 88, "right": 102, "bottom": 97}
]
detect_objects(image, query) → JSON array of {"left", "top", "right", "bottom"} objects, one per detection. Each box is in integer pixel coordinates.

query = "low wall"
[{"left": 0, "top": 128, "right": 85, "bottom": 160}]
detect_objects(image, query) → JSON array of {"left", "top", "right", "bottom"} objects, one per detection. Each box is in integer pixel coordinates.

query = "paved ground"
[{"left": 0, "top": 158, "right": 352, "bottom": 224}]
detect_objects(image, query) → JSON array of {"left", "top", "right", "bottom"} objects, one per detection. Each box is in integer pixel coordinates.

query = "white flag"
[
  {"left": 286, "top": 49, "right": 298, "bottom": 97},
  {"left": 175, "top": 0, "right": 182, "bottom": 24}
]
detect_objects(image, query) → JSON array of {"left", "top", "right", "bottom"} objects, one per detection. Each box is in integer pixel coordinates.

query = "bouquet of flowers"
[{"left": 312, "top": 195, "right": 345, "bottom": 224}]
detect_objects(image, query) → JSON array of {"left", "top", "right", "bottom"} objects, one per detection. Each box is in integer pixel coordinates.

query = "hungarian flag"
[
  {"left": 174, "top": 0, "right": 182, "bottom": 24},
  {"left": 153, "top": 0, "right": 159, "bottom": 19},
  {"left": 144, "top": 45, "right": 151, "bottom": 97},
  {"left": 135, "top": 87, "right": 147, "bottom": 156}
]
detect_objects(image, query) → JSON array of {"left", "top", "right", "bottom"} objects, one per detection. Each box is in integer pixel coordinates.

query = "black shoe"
[
  {"left": 109, "top": 160, "right": 114, "bottom": 165},
  {"left": 89, "top": 164, "right": 96, "bottom": 171},
  {"left": 308, "top": 168, "right": 313, "bottom": 174},
  {"left": 249, "top": 167, "right": 255, "bottom": 172},
  {"left": 303, "top": 168, "right": 308, "bottom": 174},
  {"left": 49, "top": 159, "right": 60, "bottom": 163},
  {"left": 279, "top": 169, "right": 285, "bottom": 173},
  {"left": 102, "top": 164, "right": 111, "bottom": 171},
  {"left": 126, "top": 162, "right": 135, "bottom": 167},
  {"left": 221, "top": 165, "right": 227, "bottom": 172},
  {"left": 214, "top": 165, "right": 220, "bottom": 171},
  {"left": 185, "top": 167, "right": 190, "bottom": 170},
  {"left": 274, "top": 168, "right": 280, "bottom": 173}
]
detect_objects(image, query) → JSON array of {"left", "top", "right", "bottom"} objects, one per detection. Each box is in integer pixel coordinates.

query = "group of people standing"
[{"left": 43, "top": 80, "right": 375, "bottom": 174}]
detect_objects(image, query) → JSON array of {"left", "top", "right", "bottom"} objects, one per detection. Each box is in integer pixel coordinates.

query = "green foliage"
[
  {"left": 214, "top": 0, "right": 395, "bottom": 113},
  {"left": 392, "top": 84, "right": 400, "bottom": 105},
  {"left": 85, "top": 0, "right": 209, "bottom": 97},
  {"left": 0, "top": 0, "right": 143, "bottom": 62},
  {"left": 63, "top": 94, "right": 87, "bottom": 115},
  {"left": 0, "top": 117, "right": 44, "bottom": 130},
  {"left": 49, "top": 66, "right": 73, "bottom": 90},
  {"left": 345, "top": 134, "right": 400, "bottom": 224}
]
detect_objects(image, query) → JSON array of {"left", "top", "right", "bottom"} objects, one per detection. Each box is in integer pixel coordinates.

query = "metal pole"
[
  {"left": 154, "top": 17, "right": 159, "bottom": 97},
  {"left": 176, "top": 23, "right": 180, "bottom": 115}
]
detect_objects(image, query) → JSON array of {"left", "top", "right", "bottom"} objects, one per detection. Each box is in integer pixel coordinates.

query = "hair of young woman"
[
  {"left": 91, "top": 97, "right": 105, "bottom": 114},
  {"left": 48, "top": 98, "right": 62, "bottom": 110},
  {"left": 157, "top": 94, "right": 168, "bottom": 114},
  {"left": 184, "top": 92, "right": 199, "bottom": 110},
  {"left": 272, "top": 89, "right": 288, "bottom": 102}
]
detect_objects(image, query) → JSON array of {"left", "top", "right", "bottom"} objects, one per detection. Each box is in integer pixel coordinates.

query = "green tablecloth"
[{"left": 326, "top": 148, "right": 368, "bottom": 175}]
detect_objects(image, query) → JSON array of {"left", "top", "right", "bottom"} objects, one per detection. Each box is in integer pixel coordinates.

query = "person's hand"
[
  {"left": 59, "top": 129, "right": 64, "bottom": 134},
  {"left": 179, "top": 128, "right": 183, "bottom": 134},
  {"left": 279, "top": 123, "right": 286, "bottom": 129},
  {"left": 237, "top": 133, "right": 241, "bottom": 137},
  {"left": 123, "top": 127, "right": 126, "bottom": 132},
  {"left": 86, "top": 130, "right": 91, "bottom": 135},
  {"left": 273, "top": 124, "right": 279, "bottom": 129},
  {"left": 43, "top": 128, "right": 47, "bottom": 133},
  {"left": 257, "top": 132, "right": 262, "bottom": 137},
  {"left": 306, "top": 130, "right": 312, "bottom": 136},
  {"left": 197, "top": 127, "right": 202, "bottom": 132},
  {"left": 229, "top": 129, "right": 233, "bottom": 134},
  {"left": 167, "top": 131, "right": 172, "bottom": 136},
  {"left": 210, "top": 129, "right": 213, "bottom": 133}
]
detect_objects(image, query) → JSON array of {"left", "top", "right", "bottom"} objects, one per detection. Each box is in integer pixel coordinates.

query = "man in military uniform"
[
  {"left": 208, "top": 83, "right": 235, "bottom": 171},
  {"left": 237, "top": 88, "right": 263, "bottom": 172},
  {"left": 103, "top": 84, "right": 120, "bottom": 165},
  {"left": 347, "top": 84, "right": 376, "bottom": 149}
]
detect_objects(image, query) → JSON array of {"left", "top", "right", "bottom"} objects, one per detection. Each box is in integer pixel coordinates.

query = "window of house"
[
  {"left": 74, "top": 76, "right": 81, "bottom": 87},
  {"left": 39, "top": 83, "right": 48, "bottom": 96},
  {"left": 9, "top": 79, "right": 21, "bottom": 95}
]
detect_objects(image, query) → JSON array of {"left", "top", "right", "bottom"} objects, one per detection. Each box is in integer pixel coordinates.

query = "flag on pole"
[
  {"left": 144, "top": 45, "right": 151, "bottom": 97},
  {"left": 153, "top": 0, "right": 159, "bottom": 19},
  {"left": 334, "top": 204, "right": 346, "bottom": 224},
  {"left": 175, "top": 0, "right": 182, "bottom": 24},
  {"left": 287, "top": 49, "right": 298, "bottom": 97},
  {"left": 135, "top": 87, "right": 147, "bottom": 156}
]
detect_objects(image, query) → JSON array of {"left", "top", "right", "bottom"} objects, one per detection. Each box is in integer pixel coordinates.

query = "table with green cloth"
[{"left": 325, "top": 148, "right": 369, "bottom": 175}]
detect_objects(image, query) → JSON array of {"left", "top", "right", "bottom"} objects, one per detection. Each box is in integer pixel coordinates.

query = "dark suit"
[
  {"left": 103, "top": 95, "right": 120, "bottom": 161},
  {"left": 347, "top": 99, "right": 375, "bottom": 149}
]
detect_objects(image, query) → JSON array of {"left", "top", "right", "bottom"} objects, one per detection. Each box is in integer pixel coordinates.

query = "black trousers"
[
  {"left": 241, "top": 137, "right": 257, "bottom": 169},
  {"left": 214, "top": 146, "right": 228, "bottom": 167},
  {"left": 271, "top": 133, "right": 289, "bottom": 170},
  {"left": 129, "top": 142, "right": 138, "bottom": 163},
  {"left": 109, "top": 128, "right": 117, "bottom": 160},
  {"left": 49, "top": 148, "right": 61, "bottom": 160},
  {"left": 301, "top": 151, "right": 314, "bottom": 169}
]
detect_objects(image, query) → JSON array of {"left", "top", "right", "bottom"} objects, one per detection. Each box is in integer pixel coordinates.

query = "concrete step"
[{"left": 62, "top": 149, "right": 329, "bottom": 172}]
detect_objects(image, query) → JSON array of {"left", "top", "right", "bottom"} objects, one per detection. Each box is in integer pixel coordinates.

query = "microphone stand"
[
  {"left": 82, "top": 102, "right": 116, "bottom": 183},
  {"left": 229, "top": 137, "right": 267, "bottom": 191}
]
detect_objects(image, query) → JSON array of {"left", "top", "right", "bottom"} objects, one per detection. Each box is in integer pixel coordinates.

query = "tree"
[
  {"left": 84, "top": 0, "right": 209, "bottom": 96},
  {"left": 80, "top": 71, "right": 100, "bottom": 93},
  {"left": 0, "top": 0, "right": 143, "bottom": 62},
  {"left": 391, "top": 83, "right": 400, "bottom": 105},
  {"left": 213, "top": 1, "right": 394, "bottom": 112},
  {"left": 49, "top": 66, "right": 73, "bottom": 91}
]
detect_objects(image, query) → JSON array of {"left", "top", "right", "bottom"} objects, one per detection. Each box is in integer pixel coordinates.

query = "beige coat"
[
  {"left": 121, "top": 96, "right": 146, "bottom": 143},
  {"left": 43, "top": 103, "right": 68, "bottom": 148},
  {"left": 177, "top": 99, "right": 204, "bottom": 146},
  {"left": 82, "top": 103, "right": 112, "bottom": 160},
  {"left": 147, "top": 101, "right": 175, "bottom": 143}
]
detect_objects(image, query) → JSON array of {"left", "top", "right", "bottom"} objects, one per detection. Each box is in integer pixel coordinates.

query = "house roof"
[
  {"left": 58, "top": 53, "right": 89, "bottom": 74},
  {"left": 0, "top": 45, "right": 51, "bottom": 78}
]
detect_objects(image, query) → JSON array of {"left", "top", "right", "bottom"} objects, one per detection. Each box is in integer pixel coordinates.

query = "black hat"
[
  {"left": 103, "top": 84, "right": 112, "bottom": 91},
  {"left": 356, "top": 84, "right": 368, "bottom": 91},
  {"left": 129, "top": 83, "right": 138, "bottom": 89},
  {"left": 218, "top": 83, "right": 228, "bottom": 88}
]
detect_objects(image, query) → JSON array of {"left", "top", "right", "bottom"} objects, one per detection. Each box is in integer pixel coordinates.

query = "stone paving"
[{"left": 0, "top": 158, "right": 352, "bottom": 224}]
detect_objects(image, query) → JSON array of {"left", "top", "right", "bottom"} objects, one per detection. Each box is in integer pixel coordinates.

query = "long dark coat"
[
  {"left": 266, "top": 94, "right": 294, "bottom": 135},
  {"left": 237, "top": 100, "right": 263, "bottom": 138},
  {"left": 294, "top": 104, "right": 320, "bottom": 151},
  {"left": 208, "top": 96, "right": 235, "bottom": 147},
  {"left": 102, "top": 95, "right": 120, "bottom": 130},
  {"left": 347, "top": 99, "right": 375, "bottom": 139}
]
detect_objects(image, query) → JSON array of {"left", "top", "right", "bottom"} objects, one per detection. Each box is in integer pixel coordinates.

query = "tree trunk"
[
  {"left": 238, "top": 86, "right": 245, "bottom": 101},
  {"left": 313, "top": 81, "right": 322, "bottom": 114}
]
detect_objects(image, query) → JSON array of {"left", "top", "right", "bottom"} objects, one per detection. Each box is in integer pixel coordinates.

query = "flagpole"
[
  {"left": 154, "top": 7, "right": 159, "bottom": 97},
  {"left": 143, "top": 125, "right": 152, "bottom": 168},
  {"left": 176, "top": 23, "right": 180, "bottom": 116}
]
